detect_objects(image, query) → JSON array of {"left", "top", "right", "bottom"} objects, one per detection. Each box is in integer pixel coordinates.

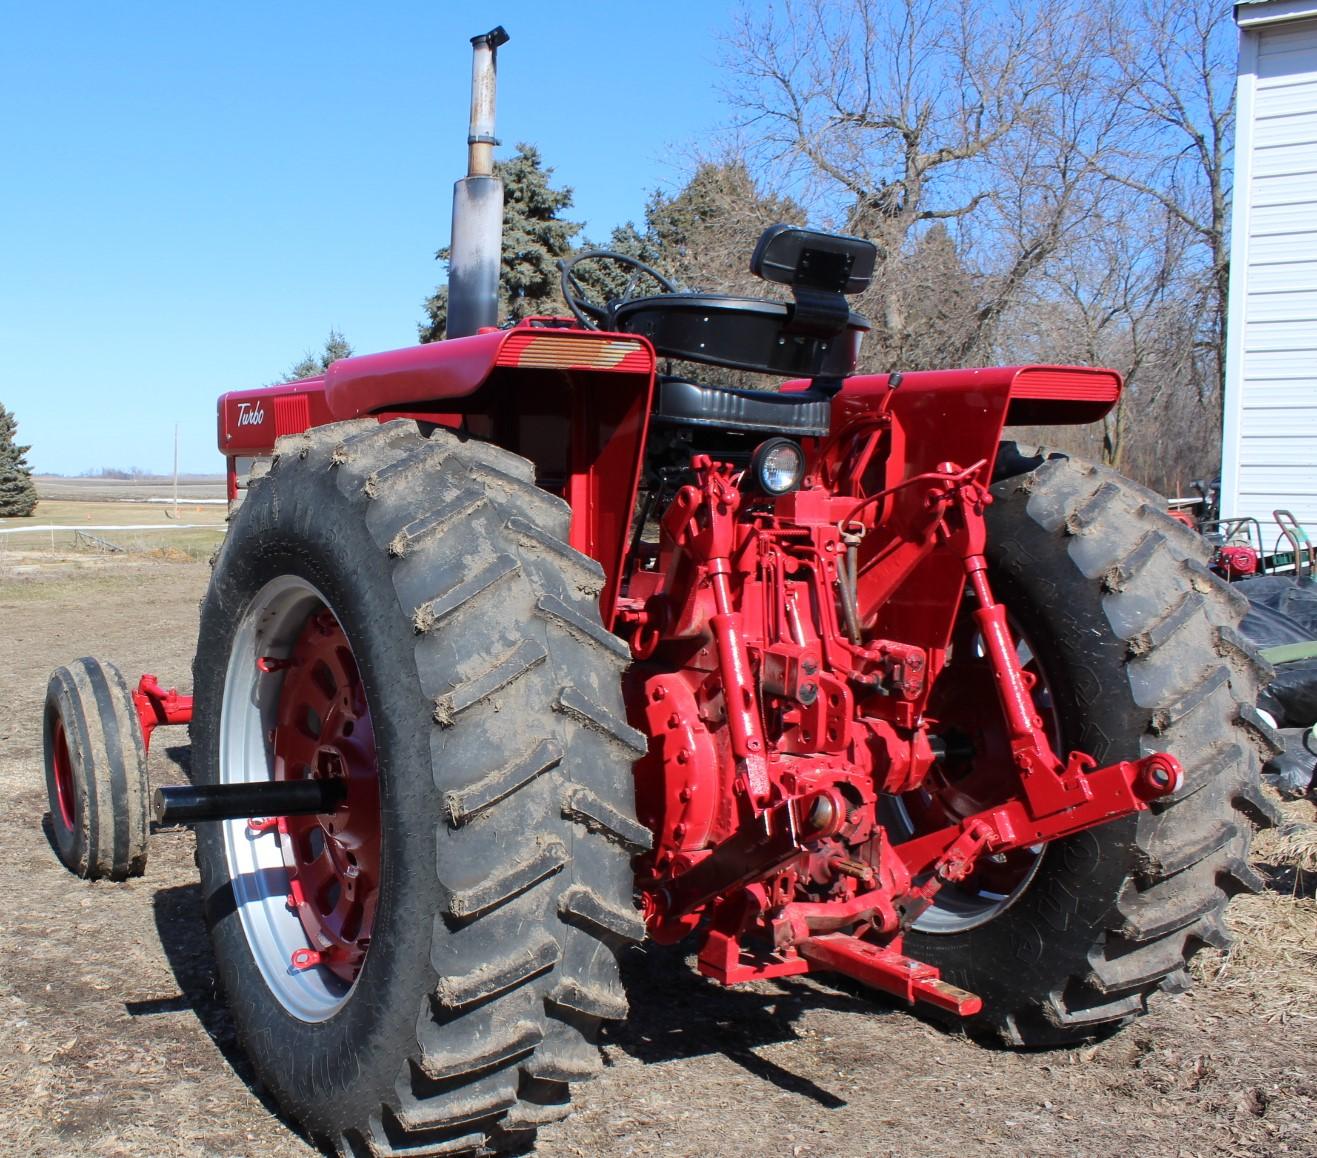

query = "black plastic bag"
[
  {"left": 1258, "top": 659, "right": 1317, "bottom": 729},
  {"left": 1262, "top": 727, "right": 1317, "bottom": 799},
  {"left": 1235, "top": 576, "right": 1317, "bottom": 646}
]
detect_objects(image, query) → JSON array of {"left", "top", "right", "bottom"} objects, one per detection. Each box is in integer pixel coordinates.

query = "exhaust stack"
[{"left": 446, "top": 26, "right": 509, "bottom": 339}]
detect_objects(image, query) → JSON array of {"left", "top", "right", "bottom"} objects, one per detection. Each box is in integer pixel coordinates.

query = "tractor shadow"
[
  {"left": 126, "top": 746, "right": 313, "bottom": 1148},
  {"left": 128, "top": 879, "right": 305, "bottom": 1140},
  {"left": 1257, "top": 857, "right": 1316, "bottom": 898},
  {"left": 130, "top": 748, "right": 292, "bottom": 1118},
  {"left": 38, "top": 812, "right": 62, "bottom": 860},
  {"left": 127, "top": 740, "right": 973, "bottom": 1131},
  {"left": 607, "top": 941, "right": 918, "bottom": 1109},
  {"left": 161, "top": 741, "right": 193, "bottom": 781}
]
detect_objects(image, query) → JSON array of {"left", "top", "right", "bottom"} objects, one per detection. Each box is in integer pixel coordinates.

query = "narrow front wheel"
[{"left": 43, "top": 657, "right": 149, "bottom": 881}]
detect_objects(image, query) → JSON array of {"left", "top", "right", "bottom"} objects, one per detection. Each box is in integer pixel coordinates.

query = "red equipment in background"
[{"left": 1217, "top": 543, "right": 1260, "bottom": 579}]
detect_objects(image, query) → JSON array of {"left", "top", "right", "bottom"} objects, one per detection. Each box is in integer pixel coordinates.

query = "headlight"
[{"left": 748, "top": 438, "right": 805, "bottom": 496}]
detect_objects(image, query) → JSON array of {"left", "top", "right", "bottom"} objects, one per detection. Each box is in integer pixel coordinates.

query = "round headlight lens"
[{"left": 752, "top": 439, "right": 805, "bottom": 495}]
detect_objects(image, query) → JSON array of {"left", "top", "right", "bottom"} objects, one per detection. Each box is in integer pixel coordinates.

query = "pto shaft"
[{"left": 153, "top": 780, "right": 347, "bottom": 825}]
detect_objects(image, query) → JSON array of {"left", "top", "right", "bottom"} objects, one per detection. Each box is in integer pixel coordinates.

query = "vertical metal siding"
[{"left": 1224, "top": 15, "right": 1317, "bottom": 530}]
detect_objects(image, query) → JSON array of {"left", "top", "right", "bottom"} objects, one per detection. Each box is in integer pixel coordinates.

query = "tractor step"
[{"left": 153, "top": 779, "right": 347, "bottom": 826}]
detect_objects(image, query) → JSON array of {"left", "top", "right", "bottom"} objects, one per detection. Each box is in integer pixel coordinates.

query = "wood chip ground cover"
[{"left": 1, "top": 560, "right": 1313, "bottom": 1157}]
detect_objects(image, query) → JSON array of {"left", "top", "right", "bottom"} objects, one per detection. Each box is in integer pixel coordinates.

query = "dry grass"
[
  {"left": 1197, "top": 893, "right": 1317, "bottom": 1024},
  {"left": 1193, "top": 794, "right": 1317, "bottom": 1025},
  {"left": 1260, "top": 820, "right": 1317, "bottom": 876},
  {"left": 0, "top": 530, "right": 223, "bottom": 583},
  {"left": 0, "top": 561, "right": 196, "bottom": 602},
  {"left": 0, "top": 498, "right": 225, "bottom": 529},
  {"left": 0, "top": 499, "right": 227, "bottom": 562}
]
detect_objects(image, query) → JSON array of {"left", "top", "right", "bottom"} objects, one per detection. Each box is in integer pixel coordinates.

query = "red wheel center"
[
  {"left": 51, "top": 716, "right": 76, "bottom": 831},
  {"left": 273, "top": 608, "right": 381, "bottom": 985},
  {"left": 909, "top": 622, "right": 1060, "bottom": 898}
]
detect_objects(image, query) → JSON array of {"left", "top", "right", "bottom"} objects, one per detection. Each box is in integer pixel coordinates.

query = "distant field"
[
  {"left": 33, "top": 475, "right": 227, "bottom": 503},
  {"left": 0, "top": 495, "right": 228, "bottom": 558}
]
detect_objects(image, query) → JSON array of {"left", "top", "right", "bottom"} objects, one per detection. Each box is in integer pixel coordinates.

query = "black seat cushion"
[
  {"left": 614, "top": 294, "right": 866, "bottom": 378},
  {"left": 652, "top": 378, "right": 831, "bottom": 438}
]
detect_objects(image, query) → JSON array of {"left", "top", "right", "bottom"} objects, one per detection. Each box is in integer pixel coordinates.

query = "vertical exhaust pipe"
[{"left": 446, "top": 26, "right": 509, "bottom": 340}]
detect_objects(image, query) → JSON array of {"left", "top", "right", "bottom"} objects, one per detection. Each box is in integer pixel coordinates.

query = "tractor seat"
[{"left": 651, "top": 377, "right": 832, "bottom": 438}]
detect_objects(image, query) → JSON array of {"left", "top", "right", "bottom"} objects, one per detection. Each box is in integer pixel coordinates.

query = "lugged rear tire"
[
  {"left": 190, "top": 419, "right": 647, "bottom": 1155},
  {"left": 900, "top": 444, "right": 1280, "bottom": 1046}
]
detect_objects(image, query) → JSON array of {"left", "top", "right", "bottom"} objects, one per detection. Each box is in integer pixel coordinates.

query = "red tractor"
[{"left": 42, "top": 28, "right": 1277, "bottom": 1158}]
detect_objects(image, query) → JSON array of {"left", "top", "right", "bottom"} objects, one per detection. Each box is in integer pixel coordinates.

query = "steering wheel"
[{"left": 557, "top": 250, "right": 679, "bottom": 330}]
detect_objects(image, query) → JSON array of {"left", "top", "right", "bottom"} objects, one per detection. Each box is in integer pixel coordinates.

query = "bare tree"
[
  {"left": 1004, "top": 0, "right": 1236, "bottom": 490},
  {"left": 719, "top": 0, "right": 1235, "bottom": 496},
  {"left": 725, "top": 0, "right": 1115, "bottom": 370},
  {"left": 1094, "top": 0, "right": 1236, "bottom": 407},
  {"left": 998, "top": 190, "right": 1211, "bottom": 490}
]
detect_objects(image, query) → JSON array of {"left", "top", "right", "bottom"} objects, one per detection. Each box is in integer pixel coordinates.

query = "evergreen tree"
[
  {"left": 0, "top": 402, "right": 37, "bottom": 517},
  {"left": 572, "top": 160, "right": 805, "bottom": 388},
  {"left": 643, "top": 161, "right": 803, "bottom": 294},
  {"left": 420, "top": 143, "right": 582, "bottom": 341},
  {"left": 578, "top": 160, "right": 805, "bottom": 304},
  {"left": 871, "top": 222, "right": 981, "bottom": 371},
  {"left": 281, "top": 329, "right": 353, "bottom": 383}
]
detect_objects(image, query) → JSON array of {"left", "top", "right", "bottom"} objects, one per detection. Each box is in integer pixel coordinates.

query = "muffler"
[{"left": 446, "top": 26, "right": 509, "bottom": 339}]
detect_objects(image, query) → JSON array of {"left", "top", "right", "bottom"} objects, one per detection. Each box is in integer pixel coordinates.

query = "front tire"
[
  {"left": 43, "top": 657, "right": 149, "bottom": 881},
  {"left": 190, "top": 419, "right": 647, "bottom": 1154},
  {"left": 899, "top": 446, "right": 1280, "bottom": 1046}
]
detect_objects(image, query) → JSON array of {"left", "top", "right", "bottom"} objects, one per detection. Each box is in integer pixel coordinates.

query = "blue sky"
[{"left": 1, "top": 2, "right": 739, "bottom": 474}]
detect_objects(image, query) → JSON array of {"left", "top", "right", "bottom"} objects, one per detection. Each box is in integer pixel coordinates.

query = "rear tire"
[
  {"left": 901, "top": 445, "right": 1280, "bottom": 1046},
  {"left": 42, "top": 657, "right": 150, "bottom": 881},
  {"left": 190, "top": 419, "right": 646, "bottom": 1155}
]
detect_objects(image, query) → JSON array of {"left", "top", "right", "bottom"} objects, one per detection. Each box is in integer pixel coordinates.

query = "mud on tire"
[
  {"left": 190, "top": 419, "right": 646, "bottom": 1155},
  {"left": 43, "top": 657, "right": 150, "bottom": 881},
  {"left": 904, "top": 444, "right": 1281, "bottom": 1046}
]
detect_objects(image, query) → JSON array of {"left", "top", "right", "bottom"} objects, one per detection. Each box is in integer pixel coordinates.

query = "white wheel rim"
[{"left": 218, "top": 574, "right": 356, "bottom": 1021}]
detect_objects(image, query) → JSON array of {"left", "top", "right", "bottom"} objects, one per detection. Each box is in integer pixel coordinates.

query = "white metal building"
[{"left": 1221, "top": 0, "right": 1317, "bottom": 530}]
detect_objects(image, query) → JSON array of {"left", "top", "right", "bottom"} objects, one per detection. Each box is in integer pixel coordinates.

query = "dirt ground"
[{"left": 1, "top": 558, "right": 1314, "bottom": 1158}]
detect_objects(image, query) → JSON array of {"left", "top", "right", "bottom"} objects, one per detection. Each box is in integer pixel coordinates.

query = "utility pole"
[{"left": 173, "top": 423, "right": 180, "bottom": 520}]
